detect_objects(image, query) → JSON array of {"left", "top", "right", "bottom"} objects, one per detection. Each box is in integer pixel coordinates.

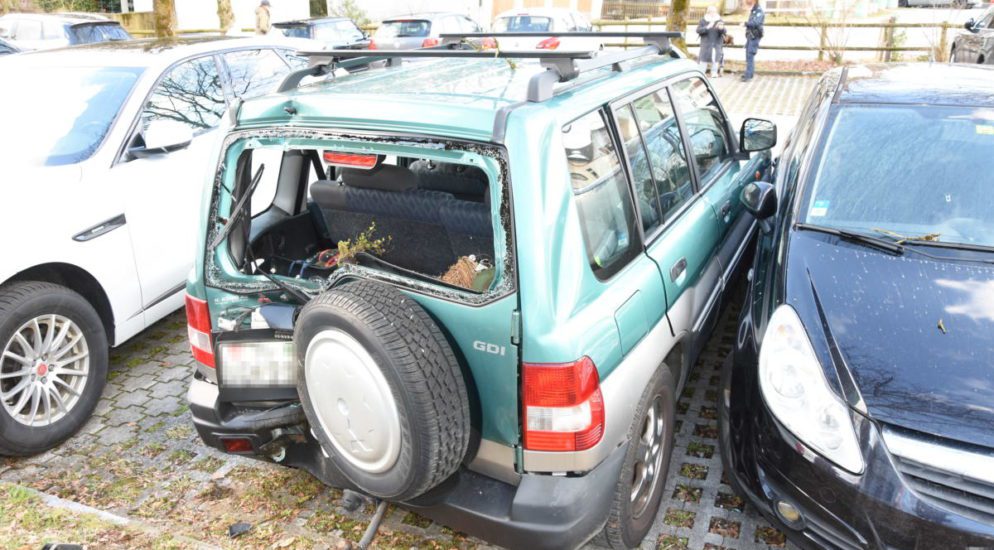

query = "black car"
[
  {"left": 952, "top": 6, "right": 994, "bottom": 64},
  {"left": 272, "top": 16, "right": 369, "bottom": 49},
  {"left": 721, "top": 63, "right": 994, "bottom": 550}
]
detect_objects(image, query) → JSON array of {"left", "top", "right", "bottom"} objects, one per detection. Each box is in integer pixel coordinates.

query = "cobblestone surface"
[{"left": 0, "top": 77, "right": 815, "bottom": 550}]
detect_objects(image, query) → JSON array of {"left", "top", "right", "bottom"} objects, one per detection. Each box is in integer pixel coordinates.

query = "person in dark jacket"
[
  {"left": 697, "top": 6, "right": 726, "bottom": 77},
  {"left": 742, "top": 0, "right": 765, "bottom": 81}
]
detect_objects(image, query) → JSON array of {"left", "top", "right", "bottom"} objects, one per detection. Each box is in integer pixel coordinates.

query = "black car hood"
[{"left": 789, "top": 231, "right": 994, "bottom": 448}]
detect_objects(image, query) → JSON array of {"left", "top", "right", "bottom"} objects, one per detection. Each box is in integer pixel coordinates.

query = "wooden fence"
[{"left": 593, "top": 17, "right": 956, "bottom": 62}]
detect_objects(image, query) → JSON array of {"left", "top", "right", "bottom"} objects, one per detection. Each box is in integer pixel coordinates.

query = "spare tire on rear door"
[{"left": 294, "top": 280, "right": 470, "bottom": 501}]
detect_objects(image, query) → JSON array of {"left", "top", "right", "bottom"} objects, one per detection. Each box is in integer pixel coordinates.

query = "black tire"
[
  {"left": 294, "top": 280, "right": 470, "bottom": 501},
  {"left": 0, "top": 281, "right": 108, "bottom": 456},
  {"left": 950, "top": 46, "right": 957, "bottom": 63},
  {"left": 602, "top": 365, "right": 676, "bottom": 549}
]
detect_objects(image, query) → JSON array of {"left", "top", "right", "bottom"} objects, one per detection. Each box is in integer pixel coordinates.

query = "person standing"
[
  {"left": 742, "top": 0, "right": 765, "bottom": 82},
  {"left": 696, "top": 6, "right": 726, "bottom": 78},
  {"left": 255, "top": 0, "right": 271, "bottom": 35}
]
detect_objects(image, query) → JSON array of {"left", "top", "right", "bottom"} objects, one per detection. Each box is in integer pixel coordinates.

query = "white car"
[
  {"left": 0, "top": 12, "right": 130, "bottom": 51},
  {"left": 491, "top": 7, "right": 600, "bottom": 51},
  {"left": 0, "top": 36, "right": 315, "bottom": 456}
]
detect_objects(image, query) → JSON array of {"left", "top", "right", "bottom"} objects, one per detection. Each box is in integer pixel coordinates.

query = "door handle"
[
  {"left": 670, "top": 257, "right": 687, "bottom": 282},
  {"left": 719, "top": 200, "right": 732, "bottom": 218}
]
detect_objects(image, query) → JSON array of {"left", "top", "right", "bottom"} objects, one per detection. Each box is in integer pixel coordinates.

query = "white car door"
[{"left": 108, "top": 54, "right": 231, "bottom": 325}]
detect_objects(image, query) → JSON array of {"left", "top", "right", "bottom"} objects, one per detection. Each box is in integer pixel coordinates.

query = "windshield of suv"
[
  {"left": 0, "top": 66, "right": 143, "bottom": 166},
  {"left": 67, "top": 23, "right": 130, "bottom": 44},
  {"left": 494, "top": 15, "right": 552, "bottom": 32},
  {"left": 375, "top": 20, "right": 430, "bottom": 38},
  {"left": 801, "top": 105, "right": 994, "bottom": 249}
]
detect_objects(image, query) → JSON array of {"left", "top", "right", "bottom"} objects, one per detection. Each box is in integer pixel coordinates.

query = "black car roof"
[
  {"left": 833, "top": 63, "right": 994, "bottom": 107},
  {"left": 273, "top": 16, "right": 352, "bottom": 26}
]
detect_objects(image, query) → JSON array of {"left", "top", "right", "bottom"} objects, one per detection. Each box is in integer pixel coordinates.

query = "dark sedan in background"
[
  {"left": 952, "top": 6, "right": 994, "bottom": 64},
  {"left": 721, "top": 63, "right": 994, "bottom": 549}
]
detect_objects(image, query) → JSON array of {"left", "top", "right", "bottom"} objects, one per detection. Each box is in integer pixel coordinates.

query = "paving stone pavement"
[{"left": 0, "top": 76, "right": 816, "bottom": 550}]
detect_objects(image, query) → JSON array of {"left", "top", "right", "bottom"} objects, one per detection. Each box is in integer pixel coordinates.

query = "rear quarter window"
[{"left": 563, "top": 109, "right": 640, "bottom": 279}]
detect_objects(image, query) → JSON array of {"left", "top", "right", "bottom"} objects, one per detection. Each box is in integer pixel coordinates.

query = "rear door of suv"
[{"left": 610, "top": 82, "right": 722, "bottom": 383}]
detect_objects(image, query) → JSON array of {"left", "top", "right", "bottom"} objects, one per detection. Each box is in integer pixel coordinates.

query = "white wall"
[{"left": 132, "top": 0, "right": 310, "bottom": 31}]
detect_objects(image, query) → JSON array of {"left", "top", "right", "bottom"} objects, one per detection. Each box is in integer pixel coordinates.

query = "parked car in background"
[
  {"left": 370, "top": 11, "right": 482, "bottom": 49},
  {"left": 492, "top": 7, "right": 599, "bottom": 50},
  {"left": 185, "top": 34, "right": 777, "bottom": 550},
  {"left": 899, "top": 0, "right": 979, "bottom": 7},
  {"left": 952, "top": 6, "right": 994, "bottom": 63},
  {"left": 0, "top": 36, "right": 19, "bottom": 55},
  {"left": 0, "top": 13, "right": 130, "bottom": 51},
  {"left": 0, "top": 36, "right": 325, "bottom": 457},
  {"left": 720, "top": 63, "right": 994, "bottom": 550},
  {"left": 273, "top": 16, "right": 369, "bottom": 49}
]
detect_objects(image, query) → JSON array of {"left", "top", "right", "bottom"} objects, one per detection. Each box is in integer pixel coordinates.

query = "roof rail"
[{"left": 279, "top": 32, "right": 681, "bottom": 101}]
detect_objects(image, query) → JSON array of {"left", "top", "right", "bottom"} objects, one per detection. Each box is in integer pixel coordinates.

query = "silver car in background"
[{"left": 0, "top": 12, "right": 130, "bottom": 51}]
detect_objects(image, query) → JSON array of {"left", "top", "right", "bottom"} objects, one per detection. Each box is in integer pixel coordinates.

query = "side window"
[
  {"left": 223, "top": 49, "right": 291, "bottom": 101},
  {"left": 632, "top": 90, "right": 694, "bottom": 223},
  {"left": 670, "top": 77, "right": 732, "bottom": 180},
  {"left": 142, "top": 56, "right": 226, "bottom": 133},
  {"left": 14, "top": 19, "right": 41, "bottom": 40},
  {"left": 563, "top": 109, "right": 639, "bottom": 277},
  {"left": 43, "top": 22, "right": 63, "bottom": 39},
  {"left": 615, "top": 104, "right": 661, "bottom": 233}
]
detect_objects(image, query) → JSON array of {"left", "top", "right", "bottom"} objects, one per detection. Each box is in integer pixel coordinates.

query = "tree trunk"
[
  {"left": 666, "top": 0, "right": 690, "bottom": 53},
  {"left": 217, "top": 0, "right": 234, "bottom": 34},
  {"left": 154, "top": 0, "right": 176, "bottom": 39}
]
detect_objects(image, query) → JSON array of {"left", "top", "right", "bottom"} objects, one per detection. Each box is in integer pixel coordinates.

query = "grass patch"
[
  {"left": 686, "top": 441, "right": 715, "bottom": 459},
  {"left": 662, "top": 508, "right": 695, "bottom": 529},
  {"left": 193, "top": 456, "right": 225, "bottom": 474},
  {"left": 657, "top": 534, "right": 689, "bottom": 550},
  {"left": 679, "top": 463, "right": 708, "bottom": 480},
  {"left": 672, "top": 484, "right": 702, "bottom": 503}
]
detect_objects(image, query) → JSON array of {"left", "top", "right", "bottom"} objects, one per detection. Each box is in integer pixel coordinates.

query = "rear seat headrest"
[{"left": 341, "top": 164, "right": 418, "bottom": 192}]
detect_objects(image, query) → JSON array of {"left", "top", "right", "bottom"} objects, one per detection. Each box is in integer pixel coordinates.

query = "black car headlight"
[{"left": 759, "top": 305, "right": 864, "bottom": 474}]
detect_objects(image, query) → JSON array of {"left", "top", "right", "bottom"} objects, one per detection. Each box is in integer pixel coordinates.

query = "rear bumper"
[{"left": 188, "top": 375, "right": 626, "bottom": 550}]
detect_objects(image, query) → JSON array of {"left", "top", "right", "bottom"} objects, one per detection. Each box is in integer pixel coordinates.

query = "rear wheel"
[
  {"left": 0, "top": 282, "right": 108, "bottom": 456},
  {"left": 602, "top": 365, "right": 675, "bottom": 549},
  {"left": 295, "top": 280, "right": 470, "bottom": 501}
]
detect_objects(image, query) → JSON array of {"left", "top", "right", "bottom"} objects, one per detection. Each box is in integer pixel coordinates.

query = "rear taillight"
[
  {"left": 185, "top": 294, "right": 214, "bottom": 368},
  {"left": 522, "top": 357, "right": 605, "bottom": 452},
  {"left": 368, "top": 38, "right": 377, "bottom": 50},
  {"left": 536, "top": 36, "right": 560, "bottom": 50},
  {"left": 421, "top": 37, "right": 439, "bottom": 48},
  {"left": 481, "top": 37, "right": 497, "bottom": 50}
]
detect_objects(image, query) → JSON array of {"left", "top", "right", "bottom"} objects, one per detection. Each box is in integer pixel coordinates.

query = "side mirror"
[
  {"left": 740, "top": 118, "right": 777, "bottom": 153},
  {"left": 964, "top": 18, "right": 979, "bottom": 32},
  {"left": 741, "top": 181, "right": 777, "bottom": 231},
  {"left": 130, "top": 120, "right": 193, "bottom": 159}
]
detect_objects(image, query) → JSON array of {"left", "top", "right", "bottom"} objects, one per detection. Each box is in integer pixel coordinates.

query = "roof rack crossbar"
[
  {"left": 280, "top": 35, "right": 678, "bottom": 100},
  {"left": 439, "top": 31, "right": 681, "bottom": 52}
]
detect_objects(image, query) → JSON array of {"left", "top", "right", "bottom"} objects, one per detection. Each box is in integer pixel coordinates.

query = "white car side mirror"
[{"left": 132, "top": 120, "right": 194, "bottom": 159}]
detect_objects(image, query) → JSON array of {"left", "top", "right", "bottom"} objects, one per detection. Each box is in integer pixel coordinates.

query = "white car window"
[
  {"left": 43, "top": 21, "right": 63, "bottom": 39},
  {"left": 142, "top": 56, "right": 227, "bottom": 134},
  {"left": 14, "top": 19, "right": 41, "bottom": 41},
  {"left": 223, "top": 48, "right": 291, "bottom": 101}
]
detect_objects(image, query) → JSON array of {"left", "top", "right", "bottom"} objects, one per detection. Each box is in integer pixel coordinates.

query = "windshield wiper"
[
  {"left": 210, "top": 164, "right": 264, "bottom": 250},
  {"left": 872, "top": 228, "right": 994, "bottom": 255},
  {"left": 795, "top": 223, "right": 905, "bottom": 255}
]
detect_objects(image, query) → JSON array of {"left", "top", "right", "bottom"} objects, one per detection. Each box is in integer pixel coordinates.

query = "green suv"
[{"left": 185, "top": 33, "right": 776, "bottom": 549}]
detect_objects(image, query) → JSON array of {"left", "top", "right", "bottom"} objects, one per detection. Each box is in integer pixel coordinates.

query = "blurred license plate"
[{"left": 218, "top": 340, "right": 296, "bottom": 387}]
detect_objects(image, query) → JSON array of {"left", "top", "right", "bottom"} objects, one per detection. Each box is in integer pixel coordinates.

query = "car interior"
[{"left": 228, "top": 147, "right": 496, "bottom": 292}]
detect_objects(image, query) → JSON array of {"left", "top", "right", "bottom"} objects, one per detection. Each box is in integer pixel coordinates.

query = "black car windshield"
[
  {"left": 494, "top": 15, "right": 553, "bottom": 32},
  {"left": 68, "top": 23, "right": 131, "bottom": 44},
  {"left": 375, "top": 20, "right": 430, "bottom": 38},
  {"left": 0, "top": 66, "right": 143, "bottom": 166},
  {"left": 801, "top": 105, "right": 994, "bottom": 249}
]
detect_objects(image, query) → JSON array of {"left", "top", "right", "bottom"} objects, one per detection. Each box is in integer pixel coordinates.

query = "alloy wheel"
[
  {"left": 0, "top": 314, "right": 90, "bottom": 427},
  {"left": 630, "top": 395, "right": 666, "bottom": 518}
]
